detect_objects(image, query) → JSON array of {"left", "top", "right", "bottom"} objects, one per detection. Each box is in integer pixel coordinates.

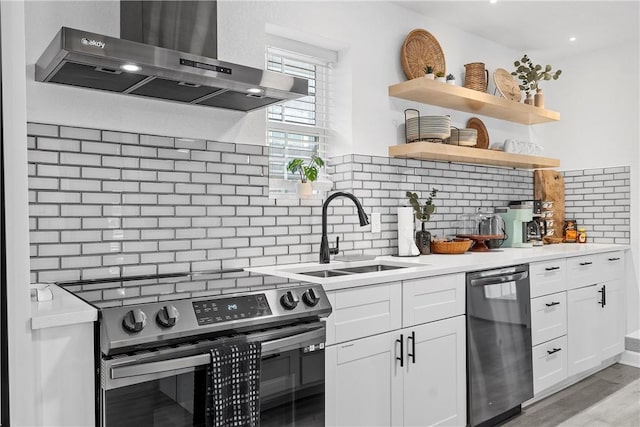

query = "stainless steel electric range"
[{"left": 58, "top": 269, "right": 331, "bottom": 427}]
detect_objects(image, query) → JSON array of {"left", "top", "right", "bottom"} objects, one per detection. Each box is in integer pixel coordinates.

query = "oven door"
[{"left": 100, "top": 323, "right": 325, "bottom": 427}]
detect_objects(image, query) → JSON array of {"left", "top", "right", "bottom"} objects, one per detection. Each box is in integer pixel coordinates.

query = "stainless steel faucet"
[{"left": 320, "top": 191, "right": 369, "bottom": 264}]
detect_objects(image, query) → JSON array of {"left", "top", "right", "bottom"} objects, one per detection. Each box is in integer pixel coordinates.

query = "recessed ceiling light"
[
  {"left": 246, "top": 87, "right": 263, "bottom": 94},
  {"left": 569, "top": 36, "right": 577, "bottom": 42},
  {"left": 120, "top": 63, "right": 141, "bottom": 72},
  {"left": 489, "top": 0, "right": 498, "bottom": 4}
]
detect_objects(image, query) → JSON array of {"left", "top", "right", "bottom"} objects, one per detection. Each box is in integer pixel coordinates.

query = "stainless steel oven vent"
[{"left": 34, "top": 2, "right": 308, "bottom": 112}]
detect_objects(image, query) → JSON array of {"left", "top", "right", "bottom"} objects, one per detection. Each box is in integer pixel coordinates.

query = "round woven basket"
[
  {"left": 463, "top": 62, "right": 488, "bottom": 92},
  {"left": 401, "top": 29, "right": 446, "bottom": 79},
  {"left": 431, "top": 239, "right": 473, "bottom": 254}
]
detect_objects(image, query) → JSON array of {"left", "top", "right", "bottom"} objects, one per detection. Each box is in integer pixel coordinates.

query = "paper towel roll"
[{"left": 397, "top": 207, "right": 420, "bottom": 256}]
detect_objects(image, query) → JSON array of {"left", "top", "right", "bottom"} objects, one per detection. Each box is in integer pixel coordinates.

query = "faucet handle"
[{"left": 329, "top": 236, "right": 340, "bottom": 255}]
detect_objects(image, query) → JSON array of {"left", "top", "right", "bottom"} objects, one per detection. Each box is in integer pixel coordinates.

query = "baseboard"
[{"left": 618, "top": 350, "right": 640, "bottom": 368}]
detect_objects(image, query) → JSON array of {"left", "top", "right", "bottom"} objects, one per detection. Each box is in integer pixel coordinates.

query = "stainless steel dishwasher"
[{"left": 466, "top": 264, "right": 533, "bottom": 427}]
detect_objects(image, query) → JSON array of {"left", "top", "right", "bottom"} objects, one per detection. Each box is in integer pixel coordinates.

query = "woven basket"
[
  {"left": 431, "top": 239, "right": 473, "bottom": 254},
  {"left": 463, "top": 62, "right": 488, "bottom": 92}
]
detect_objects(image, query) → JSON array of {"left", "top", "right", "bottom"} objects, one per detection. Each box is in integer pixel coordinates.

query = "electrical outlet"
[{"left": 371, "top": 212, "right": 381, "bottom": 233}]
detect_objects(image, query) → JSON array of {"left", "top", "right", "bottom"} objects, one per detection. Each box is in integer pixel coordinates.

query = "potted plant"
[
  {"left": 446, "top": 73, "right": 456, "bottom": 85},
  {"left": 511, "top": 54, "right": 562, "bottom": 107},
  {"left": 423, "top": 65, "right": 435, "bottom": 80},
  {"left": 435, "top": 71, "right": 446, "bottom": 82},
  {"left": 406, "top": 188, "right": 438, "bottom": 255},
  {"left": 287, "top": 155, "right": 325, "bottom": 198}
]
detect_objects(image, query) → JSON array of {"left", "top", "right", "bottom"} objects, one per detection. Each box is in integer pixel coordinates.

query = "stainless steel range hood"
[{"left": 35, "top": 2, "right": 308, "bottom": 112}]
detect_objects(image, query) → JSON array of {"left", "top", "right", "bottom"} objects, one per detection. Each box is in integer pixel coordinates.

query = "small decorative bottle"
[{"left": 577, "top": 227, "right": 587, "bottom": 243}]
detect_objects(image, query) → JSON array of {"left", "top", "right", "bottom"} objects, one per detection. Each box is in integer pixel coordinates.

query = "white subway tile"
[
  {"left": 140, "top": 134, "right": 175, "bottom": 147},
  {"left": 158, "top": 263, "right": 190, "bottom": 274},
  {"left": 29, "top": 177, "right": 59, "bottom": 190},
  {"left": 122, "top": 194, "right": 158, "bottom": 204},
  {"left": 102, "top": 156, "right": 139, "bottom": 169},
  {"left": 28, "top": 150, "right": 59, "bottom": 164},
  {"left": 158, "top": 194, "right": 190, "bottom": 205},
  {"left": 122, "top": 169, "right": 157, "bottom": 181},
  {"left": 38, "top": 164, "right": 80, "bottom": 178},
  {"left": 191, "top": 238, "right": 222, "bottom": 250},
  {"left": 29, "top": 205, "right": 59, "bottom": 217},
  {"left": 83, "top": 192, "right": 121, "bottom": 204},
  {"left": 83, "top": 242, "right": 121, "bottom": 254},
  {"left": 103, "top": 287, "right": 141, "bottom": 300},
  {"left": 176, "top": 250, "right": 206, "bottom": 262},
  {"left": 103, "top": 205, "right": 140, "bottom": 216},
  {"left": 192, "top": 173, "right": 221, "bottom": 184},
  {"left": 122, "top": 145, "right": 156, "bottom": 157},
  {"left": 140, "top": 182, "right": 174, "bottom": 193},
  {"left": 102, "top": 130, "right": 139, "bottom": 144},
  {"left": 141, "top": 229, "right": 174, "bottom": 240},
  {"left": 158, "top": 148, "right": 190, "bottom": 160},
  {"left": 122, "top": 265, "right": 158, "bottom": 276},
  {"left": 28, "top": 123, "right": 58, "bottom": 137},
  {"left": 103, "top": 254, "right": 139, "bottom": 265},
  {"left": 175, "top": 228, "right": 206, "bottom": 239},
  {"left": 190, "top": 150, "right": 220, "bottom": 162},
  {"left": 175, "top": 138, "right": 206, "bottom": 150},
  {"left": 140, "top": 158, "right": 174, "bottom": 170},
  {"left": 159, "top": 240, "right": 191, "bottom": 251},
  {"left": 141, "top": 252, "right": 174, "bottom": 264},
  {"left": 61, "top": 230, "right": 101, "bottom": 242},
  {"left": 61, "top": 256, "right": 103, "bottom": 269},
  {"left": 30, "top": 257, "right": 60, "bottom": 270},
  {"left": 175, "top": 161, "right": 206, "bottom": 172},
  {"left": 38, "top": 217, "right": 81, "bottom": 230},
  {"left": 60, "top": 126, "right": 101, "bottom": 141},
  {"left": 39, "top": 269, "right": 80, "bottom": 282},
  {"left": 60, "top": 178, "right": 101, "bottom": 192},
  {"left": 103, "top": 181, "right": 140, "bottom": 193},
  {"left": 102, "top": 229, "right": 140, "bottom": 241},
  {"left": 82, "top": 167, "right": 120, "bottom": 180},
  {"left": 176, "top": 183, "right": 206, "bottom": 194},
  {"left": 176, "top": 206, "right": 206, "bottom": 216},
  {"left": 38, "top": 192, "right": 80, "bottom": 203},
  {"left": 38, "top": 138, "right": 80, "bottom": 152},
  {"left": 82, "top": 217, "right": 122, "bottom": 229},
  {"left": 123, "top": 217, "right": 159, "bottom": 228}
]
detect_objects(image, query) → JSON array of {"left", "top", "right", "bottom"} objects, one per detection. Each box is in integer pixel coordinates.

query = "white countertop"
[
  {"left": 247, "top": 243, "right": 630, "bottom": 291},
  {"left": 31, "top": 284, "right": 98, "bottom": 330}
]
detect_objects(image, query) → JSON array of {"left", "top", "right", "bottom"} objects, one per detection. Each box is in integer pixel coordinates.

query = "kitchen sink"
[{"left": 285, "top": 261, "right": 419, "bottom": 278}]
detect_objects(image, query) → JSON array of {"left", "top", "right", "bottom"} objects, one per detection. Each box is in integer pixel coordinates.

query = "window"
[{"left": 266, "top": 37, "right": 336, "bottom": 197}]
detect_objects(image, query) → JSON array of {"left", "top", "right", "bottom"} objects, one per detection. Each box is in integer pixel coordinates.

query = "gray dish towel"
[{"left": 206, "top": 341, "right": 262, "bottom": 427}]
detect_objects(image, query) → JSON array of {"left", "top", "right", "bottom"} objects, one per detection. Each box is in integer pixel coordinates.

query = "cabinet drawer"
[
  {"left": 531, "top": 292, "right": 567, "bottom": 345},
  {"left": 533, "top": 335, "right": 568, "bottom": 395},
  {"left": 402, "top": 273, "right": 465, "bottom": 328},
  {"left": 567, "top": 254, "right": 603, "bottom": 289},
  {"left": 326, "top": 282, "right": 402, "bottom": 345},
  {"left": 530, "top": 259, "right": 567, "bottom": 298},
  {"left": 600, "top": 251, "right": 625, "bottom": 281}
]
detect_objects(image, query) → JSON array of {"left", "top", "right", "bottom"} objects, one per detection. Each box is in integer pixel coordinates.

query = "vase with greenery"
[
  {"left": 406, "top": 188, "right": 438, "bottom": 255},
  {"left": 287, "top": 155, "right": 325, "bottom": 198},
  {"left": 511, "top": 54, "right": 562, "bottom": 107},
  {"left": 424, "top": 65, "right": 435, "bottom": 80}
]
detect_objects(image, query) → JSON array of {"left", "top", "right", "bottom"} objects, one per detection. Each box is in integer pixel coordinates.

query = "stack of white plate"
[
  {"left": 406, "top": 115, "right": 451, "bottom": 142},
  {"left": 447, "top": 128, "right": 477, "bottom": 146}
]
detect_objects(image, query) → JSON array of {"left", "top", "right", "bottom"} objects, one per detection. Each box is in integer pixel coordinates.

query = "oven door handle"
[{"left": 110, "top": 326, "right": 326, "bottom": 380}]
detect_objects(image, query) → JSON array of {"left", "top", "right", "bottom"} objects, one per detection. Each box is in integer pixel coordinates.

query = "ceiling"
[{"left": 395, "top": 0, "right": 640, "bottom": 58}]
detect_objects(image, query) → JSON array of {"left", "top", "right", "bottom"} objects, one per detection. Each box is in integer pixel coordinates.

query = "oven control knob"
[
  {"left": 280, "top": 291, "right": 299, "bottom": 310},
  {"left": 122, "top": 309, "right": 147, "bottom": 333},
  {"left": 156, "top": 305, "right": 179, "bottom": 328},
  {"left": 302, "top": 288, "right": 320, "bottom": 307}
]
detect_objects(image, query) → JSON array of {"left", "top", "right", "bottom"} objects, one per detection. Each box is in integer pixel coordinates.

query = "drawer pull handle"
[
  {"left": 407, "top": 331, "right": 416, "bottom": 364},
  {"left": 545, "top": 266, "right": 560, "bottom": 271},
  {"left": 608, "top": 257, "right": 620, "bottom": 261},
  {"left": 545, "top": 301, "right": 560, "bottom": 307},
  {"left": 396, "top": 334, "right": 404, "bottom": 367},
  {"left": 579, "top": 262, "right": 593, "bottom": 266},
  {"left": 547, "top": 348, "right": 562, "bottom": 355}
]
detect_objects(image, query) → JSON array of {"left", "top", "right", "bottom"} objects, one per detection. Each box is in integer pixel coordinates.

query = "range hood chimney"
[{"left": 35, "top": 1, "right": 308, "bottom": 112}]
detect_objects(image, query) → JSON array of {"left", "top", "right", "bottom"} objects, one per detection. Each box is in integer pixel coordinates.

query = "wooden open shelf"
[
  {"left": 389, "top": 142, "right": 560, "bottom": 169},
  {"left": 389, "top": 78, "right": 560, "bottom": 125}
]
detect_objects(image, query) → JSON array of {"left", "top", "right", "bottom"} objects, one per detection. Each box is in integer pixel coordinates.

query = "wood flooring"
[{"left": 503, "top": 363, "right": 640, "bottom": 427}]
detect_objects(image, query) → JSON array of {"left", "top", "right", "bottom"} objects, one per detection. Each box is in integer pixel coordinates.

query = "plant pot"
[
  {"left": 424, "top": 73, "right": 435, "bottom": 80},
  {"left": 295, "top": 182, "right": 313, "bottom": 199},
  {"left": 524, "top": 93, "right": 534, "bottom": 105},
  {"left": 534, "top": 88, "right": 545, "bottom": 108},
  {"left": 436, "top": 77, "right": 446, "bottom": 82},
  {"left": 446, "top": 79, "right": 456, "bottom": 85},
  {"left": 415, "top": 225, "right": 431, "bottom": 255}
]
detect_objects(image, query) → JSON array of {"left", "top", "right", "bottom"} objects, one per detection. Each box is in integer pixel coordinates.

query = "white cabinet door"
[
  {"left": 325, "top": 332, "right": 402, "bottom": 427},
  {"left": 401, "top": 316, "right": 466, "bottom": 427},
  {"left": 599, "top": 279, "right": 625, "bottom": 360},
  {"left": 532, "top": 335, "right": 568, "bottom": 395},
  {"left": 325, "top": 282, "right": 402, "bottom": 345},
  {"left": 567, "top": 285, "right": 601, "bottom": 376},
  {"left": 402, "top": 274, "right": 465, "bottom": 328},
  {"left": 531, "top": 292, "right": 567, "bottom": 346}
]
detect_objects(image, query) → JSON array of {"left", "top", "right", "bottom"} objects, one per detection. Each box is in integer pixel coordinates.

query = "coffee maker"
[
  {"left": 508, "top": 201, "right": 545, "bottom": 246},
  {"left": 497, "top": 206, "right": 533, "bottom": 248}
]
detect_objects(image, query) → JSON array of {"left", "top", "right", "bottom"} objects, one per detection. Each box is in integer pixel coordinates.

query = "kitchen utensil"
[
  {"left": 401, "top": 29, "right": 446, "bottom": 80},
  {"left": 504, "top": 139, "right": 517, "bottom": 153},
  {"left": 493, "top": 68, "right": 522, "bottom": 102},
  {"left": 466, "top": 118, "right": 489, "bottom": 149},
  {"left": 463, "top": 62, "right": 489, "bottom": 92},
  {"left": 478, "top": 213, "right": 507, "bottom": 249}
]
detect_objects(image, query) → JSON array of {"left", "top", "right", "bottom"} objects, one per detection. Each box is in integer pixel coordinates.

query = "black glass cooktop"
[{"left": 57, "top": 269, "right": 294, "bottom": 309}]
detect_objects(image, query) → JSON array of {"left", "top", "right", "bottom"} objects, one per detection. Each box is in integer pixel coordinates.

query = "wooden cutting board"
[{"left": 534, "top": 170, "right": 564, "bottom": 241}]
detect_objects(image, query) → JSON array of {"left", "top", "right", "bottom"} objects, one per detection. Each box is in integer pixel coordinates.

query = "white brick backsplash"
[
  {"left": 27, "top": 123, "right": 631, "bottom": 289},
  {"left": 61, "top": 256, "right": 102, "bottom": 269}
]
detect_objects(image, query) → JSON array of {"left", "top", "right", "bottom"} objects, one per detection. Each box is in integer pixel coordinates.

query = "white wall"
[
  {"left": 25, "top": 0, "right": 532, "bottom": 156},
  {"left": 540, "top": 41, "right": 640, "bottom": 334},
  {"left": 2, "top": 1, "right": 37, "bottom": 425}
]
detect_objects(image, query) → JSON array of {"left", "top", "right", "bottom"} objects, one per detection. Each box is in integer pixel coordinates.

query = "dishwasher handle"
[{"left": 470, "top": 271, "right": 529, "bottom": 287}]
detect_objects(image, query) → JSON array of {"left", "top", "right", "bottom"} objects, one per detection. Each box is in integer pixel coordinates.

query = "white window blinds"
[{"left": 266, "top": 40, "right": 334, "bottom": 197}]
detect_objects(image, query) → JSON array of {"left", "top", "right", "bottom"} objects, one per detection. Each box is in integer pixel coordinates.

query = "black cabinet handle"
[
  {"left": 608, "top": 257, "right": 621, "bottom": 261},
  {"left": 407, "top": 331, "right": 416, "bottom": 364},
  {"left": 545, "top": 266, "right": 560, "bottom": 271},
  {"left": 579, "top": 261, "right": 593, "bottom": 266},
  {"left": 547, "top": 347, "right": 562, "bottom": 355},
  {"left": 598, "top": 285, "right": 606, "bottom": 307},
  {"left": 545, "top": 301, "right": 561, "bottom": 307},
  {"left": 396, "top": 334, "right": 404, "bottom": 367}
]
